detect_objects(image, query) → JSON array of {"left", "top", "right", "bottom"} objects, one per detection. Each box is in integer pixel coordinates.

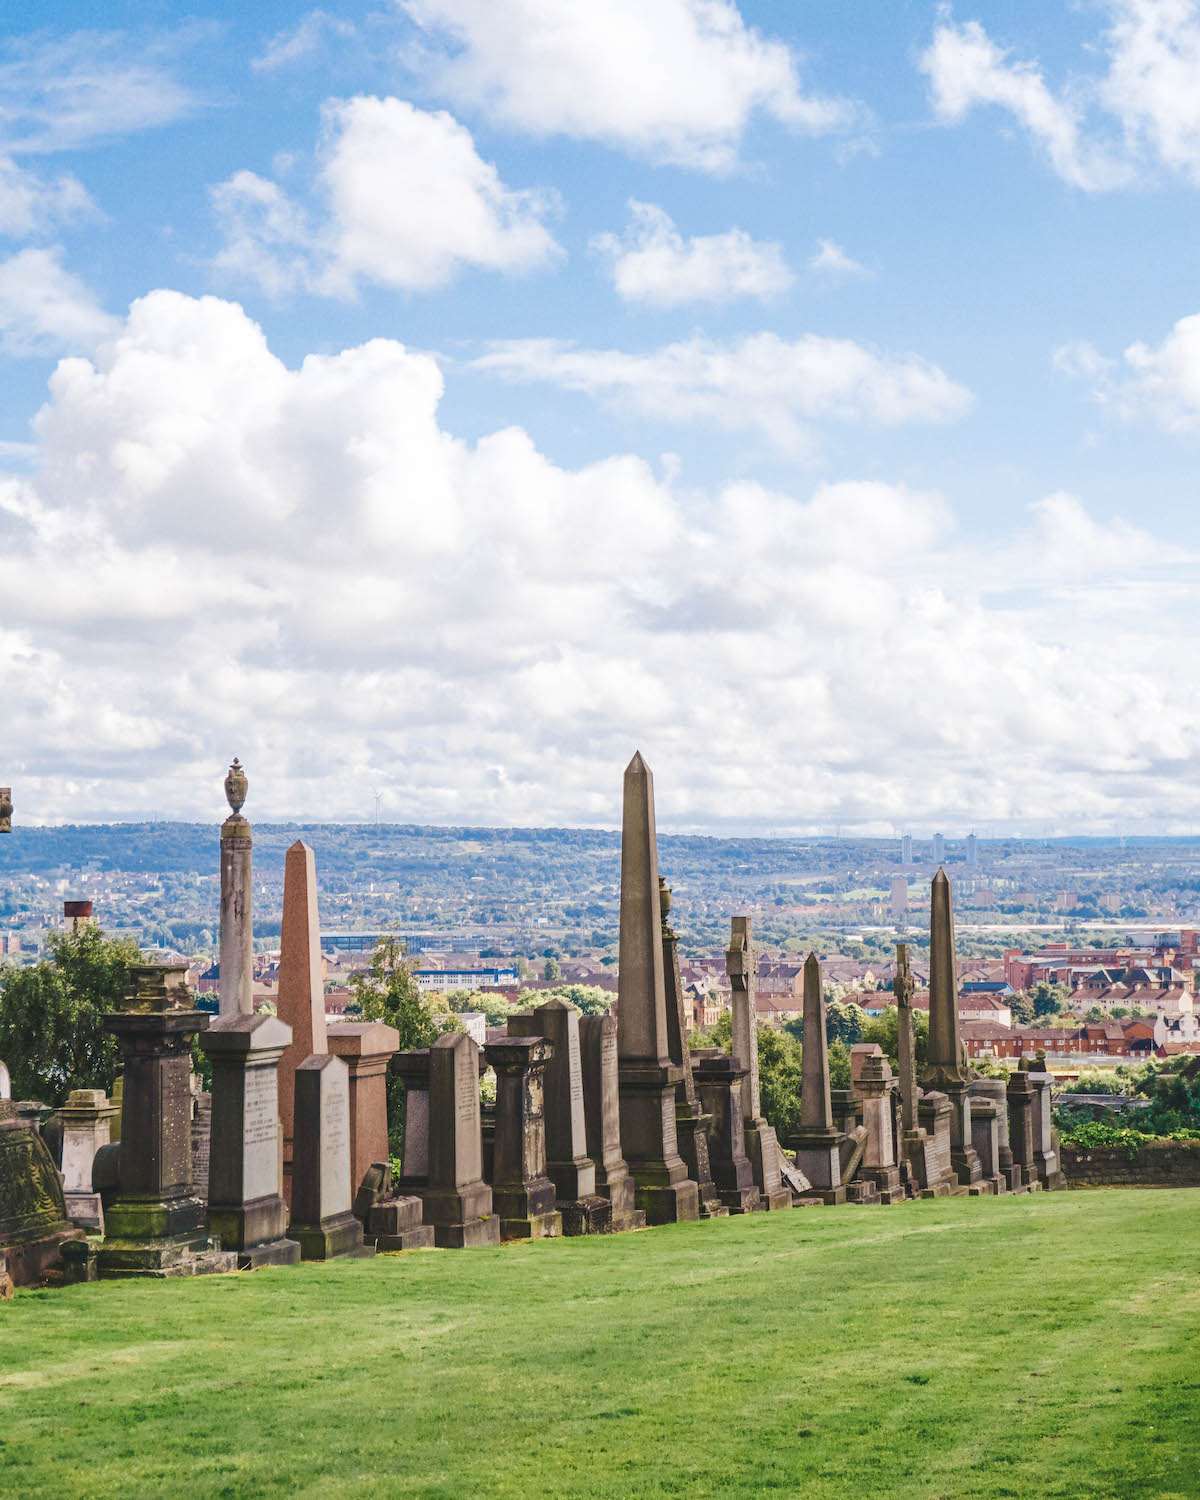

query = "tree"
[
  {"left": 0, "top": 926, "right": 140, "bottom": 1105},
  {"left": 1031, "top": 981, "right": 1068, "bottom": 1020},
  {"left": 543, "top": 956, "right": 562, "bottom": 982},
  {"left": 857, "top": 1006, "right": 929, "bottom": 1075},
  {"left": 825, "top": 1000, "right": 868, "bottom": 1046},
  {"left": 756, "top": 1026, "right": 804, "bottom": 1139}
]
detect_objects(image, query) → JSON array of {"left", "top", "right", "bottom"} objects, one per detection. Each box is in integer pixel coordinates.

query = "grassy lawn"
[{"left": 3, "top": 1190, "right": 1199, "bottom": 1499}]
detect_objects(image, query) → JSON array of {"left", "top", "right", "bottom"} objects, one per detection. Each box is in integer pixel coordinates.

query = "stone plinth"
[
  {"left": 201, "top": 1012, "right": 300, "bottom": 1269},
  {"left": 908, "top": 1091, "right": 968, "bottom": 1199},
  {"left": 1006, "top": 1071, "right": 1042, "bottom": 1191},
  {"left": 393, "top": 1049, "right": 431, "bottom": 1191},
  {"left": 290, "top": 1053, "right": 370, "bottom": 1260},
  {"left": 922, "top": 872, "right": 982, "bottom": 1189},
  {"left": 353, "top": 1163, "right": 434, "bottom": 1251},
  {"left": 97, "top": 965, "right": 235, "bottom": 1278},
  {"left": 578, "top": 1014, "right": 645, "bottom": 1232},
  {"left": 693, "top": 1053, "right": 758, "bottom": 1214},
  {"left": 191, "top": 1088, "right": 211, "bottom": 1201},
  {"left": 0, "top": 1100, "right": 84, "bottom": 1285},
  {"left": 59, "top": 1088, "right": 119, "bottom": 1232},
  {"left": 484, "top": 1036, "right": 561, "bottom": 1241},
  {"left": 327, "top": 1020, "right": 400, "bottom": 1200},
  {"left": 525, "top": 1001, "right": 596, "bottom": 1208},
  {"left": 1027, "top": 1070, "right": 1066, "bottom": 1190},
  {"left": 424, "top": 1033, "right": 500, "bottom": 1248},
  {"left": 615, "top": 753, "right": 699, "bottom": 1225},
  {"left": 792, "top": 952, "right": 846, "bottom": 1205},
  {"left": 856, "top": 1056, "right": 903, "bottom": 1204},
  {"left": 969, "top": 1077, "right": 1022, "bottom": 1192},
  {"left": 277, "top": 839, "right": 328, "bottom": 1205},
  {"left": 728, "top": 918, "right": 790, "bottom": 1213},
  {"left": 968, "top": 1095, "right": 1005, "bottom": 1196}
]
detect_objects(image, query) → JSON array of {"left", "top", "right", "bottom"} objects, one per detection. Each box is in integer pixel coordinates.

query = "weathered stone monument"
[
  {"left": 353, "top": 1162, "right": 434, "bottom": 1251},
  {"left": 201, "top": 761, "right": 299, "bottom": 1267},
  {"left": 968, "top": 1078, "right": 1013, "bottom": 1194},
  {"left": 0, "top": 786, "right": 11, "bottom": 833},
  {"left": 578, "top": 1014, "right": 645, "bottom": 1232},
  {"left": 856, "top": 1054, "right": 903, "bottom": 1203},
  {"left": 661, "top": 879, "right": 726, "bottom": 1219},
  {"left": 484, "top": 1036, "right": 561, "bottom": 1239},
  {"left": 922, "top": 870, "right": 985, "bottom": 1191},
  {"left": 615, "top": 753, "right": 699, "bottom": 1225},
  {"left": 896, "top": 943, "right": 959, "bottom": 1198},
  {"left": 96, "top": 964, "right": 235, "bottom": 1277},
  {"left": 59, "top": 1088, "right": 119, "bottom": 1231},
  {"left": 693, "top": 1051, "right": 759, "bottom": 1213},
  {"left": 1026, "top": 1065, "right": 1066, "bottom": 1190},
  {"left": 523, "top": 999, "right": 610, "bottom": 1234},
  {"left": 289, "top": 1053, "right": 369, "bottom": 1259},
  {"left": 424, "top": 1032, "right": 500, "bottom": 1247},
  {"left": 393, "top": 1049, "right": 432, "bottom": 1192},
  {"left": 0, "top": 1098, "right": 83, "bottom": 1284},
  {"left": 277, "top": 839, "right": 328, "bottom": 1205},
  {"left": 327, "top": 1020, "right": 401, "bottom": 1199},
  {"left": 791, "top": 953, "right": 847, "bottom": 1204},
  {"left": 727, "top": 916, "right": 791, "bottom": 1211}
]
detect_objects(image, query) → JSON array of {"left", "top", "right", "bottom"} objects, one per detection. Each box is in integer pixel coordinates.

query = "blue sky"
[{"left": 3, "top": 1, "right": 1200, "bottom": 834}]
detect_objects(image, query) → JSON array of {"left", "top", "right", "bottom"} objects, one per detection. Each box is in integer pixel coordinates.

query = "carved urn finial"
[
  {"left": 224, "top": 758, "right": 248, "bottom": 815},
  {"left": 0, "top": 787, "right": 11, "bottom": 833},
  {"left": 658, "top": 875, "right": 671, "bottom": 924}
]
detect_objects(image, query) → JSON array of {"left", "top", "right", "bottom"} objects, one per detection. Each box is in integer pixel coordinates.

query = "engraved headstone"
[
  {"left": 692, "top": 1052, "right": 759, "bottom": 1213},
  {"left": 857, "top": 1055, "right": 904, "bottom": 1203},
  {"left": 522, "top": 1000, "right": 610, "bottom": 1234},
  {"left": 393, "top": 1049, "right": 432, "bottom": 1190},
  {"left": 424, "top": 1032, "right": 500, "bottom": 1247},
  {"left": 1006, "top": 1070, "right": 1041, "bottom": 1191},
  {"left": 1027, "top": 1068, "right": 1066, "bottom": 1190},
  {"left": 59, "top": 1088, "right": 118, "bottom": 1232},
  {"left": 578, "top": 1014, "right": 645, "bottom": 1232},
  {"left": 969, "top": 1077, "right": 1022, "bottom": 1192},
  {"left": 327, "top": 1020, "right": 400, "bottom": 1199},
  {"left": 289, "top": 1053, "right": 370, "bottom": 1259}
]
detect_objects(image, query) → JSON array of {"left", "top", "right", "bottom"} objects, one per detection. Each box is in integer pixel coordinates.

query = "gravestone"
[
  {"left": 969, "top": 1078, "right": 1021, "bottom": 1191},
  {"left": 922, "top": 871, "right": 984, "bottom": 1190},
  {"left": 912, "top": 1091, "right": 968, "bottom": 1198},
  {"left": 615, "top": 753, "right": 699, "bottom": 1224},
  {"left": 693, "top": 1052, "right": 759, "bottom": 1213},
  {"left": 1027, "top": 1068, "right": 1066, "bottom": 1190},
  {"left": 727, "top": 917, "right": 791, "bottom": 1211},
  {"left": 524, "top": 1000, "right": 610, "bottom": 1234},
  {"left": 289, "top": 1053, "right": 370, "bottom": 1259},
  {"left": 96, "top": 964, "right": 235, "bottom": 1277},
  {"left": 856, "top": 1055, "right": 903, "bottom": 1203},
  {"left": 191, "top": 1085, "right": 211, "bottom": 1200},
  {"left": 1006, "top": 1069, "right": 1042, "bottom": 1191},
  {"left": 354, "top": 1162, "right": 434, "bottom": 1251},
  {"left": 277, "top": 839, "right": 329, "bottom": 1207},
  {"left": 792, "top": 953, "right": 847, "bottom": 1204},
  {"left": 59, "top": 1088, "right": 118, "bottom": 1232},
  {"left": 968, "top": 1093, "right": 1006, "bottom": 1195},
  {"left": 424, "top": 1033, "right": 500, "bottom": 1247},
  {"left": 0, "top": 1099, "right": 83, "bottom": 1285},
  {"left": 327, "top": 1020, "right": 401, "bottom": 1200},
  {"left": 202, "top": 1012, "right": 300, "bottom": 1268},
  {"left": 484, "top": 1036, "right": 561, "bottom": 1240},
  {"left": 661, "top": 880, "right": 726, "bottom": 1219},
  {"left": 393, "top": 1049, "right": 432, "bottom": 1191},
  {"left": 578, "top": 1014, "right": 645, "bottom": 1231}
]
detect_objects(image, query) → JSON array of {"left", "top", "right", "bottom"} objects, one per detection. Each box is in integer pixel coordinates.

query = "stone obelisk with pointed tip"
[
  {"left": 615, "top": 753, "right": 699, "bottom": 1224},
  {"left": 728, "top": 916, "right": 792, "bottom": 1210},
  {"left": 791, "top": 952, "right": 847, "bottom": 1204},
  {"left": 922, "top": 869, "right": 984, "bottom": 1190},
  {"left": 277, "top": 839, "right": 329, "bottom": 1207}
]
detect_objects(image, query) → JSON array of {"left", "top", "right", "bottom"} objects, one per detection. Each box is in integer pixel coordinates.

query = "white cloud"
[
  {"left": 472, "top": 332, "right": 972, "bottom": 453},
  {"left": 399, "top": 0, "right": 854, "bottom": 170},
  {"left": 0, "top": 247, "right": 116, "bottom": 357},
  {"left": 0, "top": 156, "right": 96, "bottom": 239},
  {"left": 2, "top": 290, "right": 1197, "bottom": 831},
  {"left": 920, "top": 4, "right": 1200, "bottom": 189},
  {"left": 1057, "top": 313, "right": 1200, "bottom": 431},
  {"left": 808, "top": 239, "right": 868, "bottom": 276},
  {"left": 212, "top": 96, "right": 562, "bottom": 295},
  {"left": 591, "top": 201, "right": 791, "bottom": 307},
  {"left": 252, "top": 11, "right": 356, "bottom": 72}
]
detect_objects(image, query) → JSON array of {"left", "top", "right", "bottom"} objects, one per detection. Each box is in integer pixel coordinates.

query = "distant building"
[
  {"left": 889, "top": 875, "right": 907, "bottom": 921},
  {"left": 966, "top": 833, "right": 977, "bottom": 867},
  {"left": 901, "top": 834, "right": 913, "bottom": 866},
  {"left": 933, "top": 833, "right": 945, "bottom": 865},
  {"left": 414, "top": 967, "right": 519, "bottom": 991}
]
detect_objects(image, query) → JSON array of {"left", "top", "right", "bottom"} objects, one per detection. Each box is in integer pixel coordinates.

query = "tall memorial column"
[
  {"left": 727, "top": 916, "right": 791, "bottom": 1210},
  {"left": 277, "top": 839, "right": 329, "bottom": 1204},
  {"left": 921, "top": 870, "right": 984, "bottom": 1190},
  {"left": 791, "top": 953, "right": 847, "bottom": 1205},
  {"left": 615, "top": 753, "right": 699, "bottom": 1225},
  {"left": 201, "top": 762, "right": 298, "bottom": 1268}
]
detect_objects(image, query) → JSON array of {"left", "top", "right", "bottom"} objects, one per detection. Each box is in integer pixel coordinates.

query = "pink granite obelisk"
[{"left": 277, "top": 840, "right": 328, "bottom": 1204}]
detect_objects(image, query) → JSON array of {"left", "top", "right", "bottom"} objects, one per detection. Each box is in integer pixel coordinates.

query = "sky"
[{"left": 3, "top": 0, "right": 1200, "bottom": 835}]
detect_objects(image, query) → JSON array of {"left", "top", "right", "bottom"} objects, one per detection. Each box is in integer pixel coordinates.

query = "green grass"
[{"left": 4, "top": 1191, "right": 1200, "bottom": 1499}]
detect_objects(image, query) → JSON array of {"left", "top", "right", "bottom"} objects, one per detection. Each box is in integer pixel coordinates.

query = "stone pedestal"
[
  {"left": 290, "top": 1053, "right": 370, "bottom": 1260},
  {"left": 201, "top": 1012, "right": 300, "bottom": 1269},
  {"left": 908, "top": 1091, "right": 968, "bottom": 1198},
  {"left": 793, "top": 952, "right": 847, "bottom": 1205},
  {"left": 857, "top": 1055, "right": 903, "bottom": 1204},
  {"left": 524, "top": 1000, "right": 598, "bottom": 1233},
  {"left": 484, "top": 1036, "right": 561, "bottom": 1240},
  {"left": 59, "top": 1088, "right": 119, "bottom": 1232},
  {"left": 97, "top": 966, "right": 235, "bottom": 1278},
  {"left": 693, "top": 1053, "right": 759, "bottom": 1213},
  {"left": 0, "top": 1100, "right": 84, "bottom": 1285},
  {"left": 615, "top": 753, "right": 699, "bottom": 1226},
  {"left": 728, "top": 918, "right": 790, "bottom": 1212},
  {"left": 1006, "top": 1071, "right": 1043, "bottom": 1191},
  {"left": 922, "top": 871, "right": 982, "bottom": 1191},
  {"left": 1027, "top": 1071, "right": 1066, "bottom": 1190},
  {"left": 327, "top": 1020, "right": 401, "bottom": 1201},
  {"left": 353, "top": 1163, "right": 434, "bottom": 1251},
  {"left": 970, "top": 1077, "right": 1023, "bottom": 1192},
  {"left": 967, "top": 1094, "right": 1005, "bottom": 1196},
  {"left": 424, "top": 1033, "right": 500, "bottom": 1248},
  {"left": 944, "top": 1080, "right": 985, "bottom": 1190},
  {"left": 393, "top": 1049, "right": 432, "bottom": 1192},
  {"left": 579, "top": 1014, "right": 645, "bottom": 1232}
]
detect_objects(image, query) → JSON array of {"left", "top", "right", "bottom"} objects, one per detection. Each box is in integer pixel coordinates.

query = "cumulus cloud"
[
  {"left": 399, "top": 0, "right": 854, "bottom": 170},
  {"left": 0, "top": 247, "right": 117, "bottom": 356},
  {"left": 252, "top": 11, "right": 356, "bottom": 72},
  {"left": 0, "top": 156, "right": 96, "bottom": 239},
  {"left": 212, "top": 96, "right": 562, "bottom": 295},
  {"left": 4, "top": 290, "right": 1192, "bottom": 832},
  {"left": 1056, "top": 313, "right": 1200, "bottom": 431},
  {"left": 472, "top": 332, "right": 972, "bottom": 453},
  {"left": 920, "top": 3, "right": 1200, "bottom": 189},
  {"left": 591, "top": 201, "right": 792, "bottom": 307}
]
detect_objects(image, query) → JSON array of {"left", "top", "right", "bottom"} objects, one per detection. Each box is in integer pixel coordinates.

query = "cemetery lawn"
[{"left": 4, "top": 1190, "right": 1200, "bottom": 1499}]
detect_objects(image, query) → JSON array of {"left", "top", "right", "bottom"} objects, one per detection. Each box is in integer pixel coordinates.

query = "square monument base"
[
  {"left": 239, "top": 1238, "right": 302, "bottom": 1269},
  {"left": 376, "top": 1226, "right": 437, "bottom": 1251},
  {"left": 559, "top": 1195, "right": 612, "bottom": 1236},
  {"left": 292, "top": 1210, "right": 373, "bottom": 1261},
  {"left": 634, "top": 1178, "right": 700, "bottom": 1225},
  {"left": 96, "top": 1232, "right": 236, "bottom": 1279},
  {"left": 64, "top": 1191, "right": 104, "bottom": 1233},
  {"left": 499, "top": 1211, "right": 562, "bottom": 1241},
  {"left": 758, "top": 1186, "right": 794, "bottom": 1211},
  {"left": 434, "top": 1216, "right": 501, "bottom": 1248}
]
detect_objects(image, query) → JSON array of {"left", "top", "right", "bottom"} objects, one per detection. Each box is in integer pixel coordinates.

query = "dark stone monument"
[
  {"left": 393, "top": 1049, "right": 432, "bottom": 1193},
  {"left": 0, "top": 1099, "right": 84, "bottom": 1285},
  {"left": 578, "top": 1014, "right": 645, "bottom": 1232},
  {"left": 484, "top": 1036, "right": 562, "bottom": 1240},
  {"left": 615, "top": 753, "right": 699, "bottom": 1225},
  {"left": 354, "top": 1162, "right": 435, "bottom": 1251},
  {"left": 922, "top": 871, "right": 985, "bottom": 1191},
  {"left": 727, "top": 916, "right": 791, "bottom": 1211},
  {"left": 693, "top": 1051, "right": 759, "bottom": 1213},
  {"left": 913, "top": 1091, "right": 967, "bottom": 1198},
  {"left": 792, "top": 953, "right": 847, "bottom": 1205},
  {"left": 1027, "top": 1067, "right": 1066, "bottom": 1190},
  {"left": 290, "top": 1054, "right": 370, "bottom": 1260},
  {"left": 969, "top": 1077, "right": 1023, "bottom": 1193},
  {"left": 524, "top": 1000, "right": 610, "bottom": 1234},
  {"left": 1006, "top": 1068, "right": 1043, "bottom": 1191},
  {"left": 661, "top": 879, "right": 727, "bottom": 1219},
  {"left": 424, "top": 1033, "right": 501, "bottom": 1248},
  {"left": 857, "top": 1054, "right": 903, "bottom": 1203},
  {"left": 96, "top": 964, "right": 235, "bottom": 1278},
  {"left": 967, "top": 1091, "right": 1006, "bottom": 1195}
]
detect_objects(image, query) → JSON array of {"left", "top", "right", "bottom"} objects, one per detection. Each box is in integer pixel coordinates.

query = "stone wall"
[{"left": 1061, "top": 1138, "right": 1200, "bottom": 1188}]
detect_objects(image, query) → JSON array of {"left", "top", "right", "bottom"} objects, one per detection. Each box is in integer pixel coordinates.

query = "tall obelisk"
[
  {"left": 277, "top": 840, "right": 329, "bottom": 1201},
  {"left": 791, "top": 952, "right": 846, "bottom": 1204},
  {"left": 922, "top": 869, "right": 982, "bottom": 1189},
  {"left": 615, "top": 753, "right": 699, "bottom": 1224}
]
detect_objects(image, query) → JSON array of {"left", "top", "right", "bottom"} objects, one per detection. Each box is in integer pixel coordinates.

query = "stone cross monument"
[{"left": 615, "top": 752, "right": 699, "bottom": 1225}]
